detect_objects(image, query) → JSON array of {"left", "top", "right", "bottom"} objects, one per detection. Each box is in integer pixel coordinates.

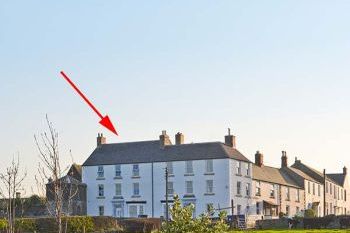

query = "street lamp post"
[{"left": 165, "top": 167, "right": 169, "bottom": 225}]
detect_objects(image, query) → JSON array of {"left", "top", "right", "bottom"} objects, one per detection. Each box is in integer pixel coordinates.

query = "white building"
[{"left": 82, "top": 131, "right": 253, "bottom": 218}]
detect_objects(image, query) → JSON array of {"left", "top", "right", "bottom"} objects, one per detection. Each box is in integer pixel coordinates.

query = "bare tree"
[
  {"left": 0, "top": 156, "right": 27, "bottom": 233},
  {"left": 35, "top": 116, "right": 80, "bottom": 233},
  {"left": 34, "top": 116, "right": 67, "bottom": 233}
]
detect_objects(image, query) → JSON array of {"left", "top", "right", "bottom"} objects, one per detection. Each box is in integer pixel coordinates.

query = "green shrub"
[
  {"left": 15, "top": 218, "right": 36, "bottom": 232},
  {"left": 64, "top": 216, "right": 94, "bottom": 233},
  {"left": 278, "top": 212, "right": 286, "bottom": 219},
  {"left": 160, "top": 195, "right": 228, "bottom": 233},
  {"left": 0, "top": 219, "right": 7, "bottom": 230},
  {"left": 304, "top": 209, "right": 316, "bottom": 218}
]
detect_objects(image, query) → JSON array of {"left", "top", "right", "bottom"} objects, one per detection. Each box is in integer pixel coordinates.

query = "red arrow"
[{"left": 60, "top": 71, "right": 118, "bottom": 136}]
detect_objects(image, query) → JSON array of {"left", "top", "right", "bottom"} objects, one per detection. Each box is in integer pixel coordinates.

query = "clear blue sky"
[{"left": 1, "top": 1, "right": 350, "bottom": 193}]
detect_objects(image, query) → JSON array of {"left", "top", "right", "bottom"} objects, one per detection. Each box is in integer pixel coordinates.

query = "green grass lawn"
[{"left": 228, "top": 230, "right": 350, "bottom": 233}]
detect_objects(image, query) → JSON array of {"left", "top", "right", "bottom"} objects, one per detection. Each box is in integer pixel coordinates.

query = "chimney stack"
[
  {"left": 175, "top": 132, "right": 184, "bottom": 145},
  {"left": 224, "top": 128, "right": 236, "bottom": 148},
  {"left": 97, "top": 133, "right": 106, "bottom": 147},
  {"left": 255, "top": 151, "right": 264, "bottom": 167},
  {"left": 281, "top": 151, "right": 288, "bottom": 168},
  {"left": 160, "top": 130, "right": 172, "bottom": 148},
  {"left": 344, "top": 166, "right": 348, "bottom": 175}
]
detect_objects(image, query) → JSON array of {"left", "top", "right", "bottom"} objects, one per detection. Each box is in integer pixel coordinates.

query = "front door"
[{"left": 113, "top": 203, "right": 124, "bottom": 218}]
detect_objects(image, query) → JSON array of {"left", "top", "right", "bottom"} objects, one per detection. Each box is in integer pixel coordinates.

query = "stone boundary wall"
[{"left": 256, "top": 215, "right": 350, "bottom": 230}]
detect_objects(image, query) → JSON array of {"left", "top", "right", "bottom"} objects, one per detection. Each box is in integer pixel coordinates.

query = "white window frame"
[
  {"left": 98, "top": 184, "right": 104, "bottom": 197},
  {"left": 115, "top": 183, "right": 122, "bottom": 196},
  {"left": 245, "top": 163, "right": 250, "bottom": 176},
  {"left": 185, "top": 161, "right": 193, "bottom": 174},
  {"left": 133, "top": 183, "right": 140, "bottom": 196},
  {"left": 246, "top": 183, "right": 250, "bottom": 196},
  {"left": 236, "top": 161, "right": 241, "bottom": 175},
  {"left": 206, "top": 180, "right": 214, "bottom": 194},
  {"left": 205, "top": 160, "right": 213, "bottom": 173},
  {"left": 132, "top": 164, "right": 139, "bottom": 177},
  {"left": 256, "top": 181, "right": 261, "bottom": 196},
  {"left": 167, "top": 181, "right": 174, "bottom": 195},
  {"left": 97, "top": 166, "right": 104, "bottom": 178},
  {"left": 186, "top": 181, "right": 193, "bottom": 194},
  {"left": 115, "top": 164, "right": 121, "bottom": 177},
  {"left": 139, "top": 205, "right": 144, "bottom": 216},
  {"left": 237, "top": 181, "right": 241, "bottom": 195}
]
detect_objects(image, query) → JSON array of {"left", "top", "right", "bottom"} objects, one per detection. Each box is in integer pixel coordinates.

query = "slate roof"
[
  {"left": 83, "top": 140, "right": 251, "bottom": 166},
  {"left": 327, "top": 173, "right": 346, "bottom": 186},
  {"left": 252, "top": 165, "right": 301, "bottom": 188},
  {"left": 287, "top": 167, "right": 319, "bottom": 183},
  {"left": 291, "top": 161, "right": 338, "bottom": 184}
]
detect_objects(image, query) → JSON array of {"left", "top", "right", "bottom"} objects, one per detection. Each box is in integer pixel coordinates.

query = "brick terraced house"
[{"left": 251, "top": 151, "right": 305, "bottom": 219}]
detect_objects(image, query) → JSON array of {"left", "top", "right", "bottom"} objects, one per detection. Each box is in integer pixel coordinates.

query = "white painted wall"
[
  {"left": 82, "top": 158, "right": 251, "bottom": 218},
  {"left": 229, "top": 159, "right": 253, "bottom": 215}
]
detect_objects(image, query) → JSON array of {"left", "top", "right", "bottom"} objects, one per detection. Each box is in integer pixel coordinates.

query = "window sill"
[
  {"left": 183, "top": 194, "right": 195, "bottom": 198},
  {"left": 204, "top": 193, "right": 215, "bottom": 196},
  {"left": 256, "top": 193, "right": 261, "bottom": 197},
  {"left": 235, "top": 194, "right": 242, "bottom": 197},
  {"left": 236, "top": 174, "right": 242, "bottom": 177},
  {"left": 131, "top": 195, "right": 141, "bottom": 198},
  {"left": 96, "top": 177, "right": 105, "bottom": 180},
  {"left": 114, "top": 176, "right": 123, "bottom": 180},
  {"left": 131, "top": 176, "right": 141, "bottom": 179},
  {"left": 168, "top": 174, "right": 174, "bottom": 177},
  {"left": 97, "top": 196, "right": 105, "bottom": 199},
  {"left": 204, "top": 172, "right": 215, "bottom": 176},
  {"left": 270, "top": 196, "right": 275, "bottom": 199},
  {"left": 285, "top": 199, "right": 291, "bottom": 201},
  {"left": 245, "top": 175, "right": 251, "bottom": 178},
  {"left": 184, "top": 173, "right": 194, "bottom": 176}
]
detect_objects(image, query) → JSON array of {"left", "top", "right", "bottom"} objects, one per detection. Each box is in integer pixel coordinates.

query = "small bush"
[
  {"left": 279, "top": 212, "right": 286, "bottom": 219},
  {"left": 304, "top": 209, "right": 316, "bottom": 218},
  {"left": 0, "top": 219, "right": 7, "bottom": 230},
  {"left": 64, "top": 216, "right": 94, "bottom": 233},
  {"left": 15, "top": 218, "right": 36, "bottom": 232}
]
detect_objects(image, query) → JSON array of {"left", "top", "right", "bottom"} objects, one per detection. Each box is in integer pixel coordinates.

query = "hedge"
[{"left": 0, "top": 216, "right": 161, "bottom": 233}]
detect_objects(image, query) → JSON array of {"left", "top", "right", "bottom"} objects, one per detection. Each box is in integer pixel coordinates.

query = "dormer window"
[{"left": 97, "top": 166, "right": 104, "bottom": 178}]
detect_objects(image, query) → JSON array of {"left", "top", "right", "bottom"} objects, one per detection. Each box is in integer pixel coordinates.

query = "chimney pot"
[
  {"left": 97, "top": 133, "right": 106, "bottom": 147},
  {"left": 175, "top": 132, "right": 184, "bottom": 145},
  {"left": 224, "top": 129, "right": 236, "bottom": 148},
  {"left": 281, "top": 151, "right": 288, "bottom": 168},
  {"left": 344, "top": 166, "right": 348, "bottom": 175},
  {"left": 255, "top": 151, "right": 264, "bottom": 167},
  {"left": 160, "top": 130, "right": 172, "bottom": 148}
]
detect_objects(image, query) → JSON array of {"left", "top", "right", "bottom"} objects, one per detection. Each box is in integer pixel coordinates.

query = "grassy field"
[{"left": 228, "top": 230, "right": 350, "bottom": 232}]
